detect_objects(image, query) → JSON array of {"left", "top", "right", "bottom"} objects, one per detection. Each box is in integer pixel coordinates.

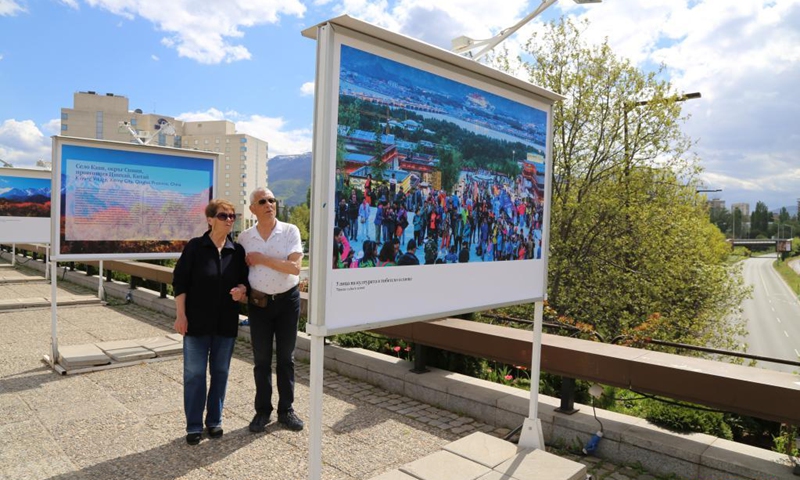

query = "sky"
[{"left": 0, "top": 0, "right": 798, "bottom": 211}]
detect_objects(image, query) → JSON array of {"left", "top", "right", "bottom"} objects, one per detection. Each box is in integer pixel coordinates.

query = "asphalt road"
[{"left": 741, "top": 254, "right": 800, "bottom": 373}]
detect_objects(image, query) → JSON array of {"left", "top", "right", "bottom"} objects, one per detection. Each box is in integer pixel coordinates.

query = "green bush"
[{"left": 642, "top": 400, "right": 733, "bottom": 440}]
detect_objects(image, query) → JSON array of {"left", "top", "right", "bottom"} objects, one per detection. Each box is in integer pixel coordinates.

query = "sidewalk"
[{"left": 0, "top": 261, "right": 667, "bottom": 479}]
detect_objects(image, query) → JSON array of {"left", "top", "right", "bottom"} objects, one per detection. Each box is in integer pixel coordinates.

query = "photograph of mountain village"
[{"left": 333, "top": 44, "right": 549, "bottom": 269}]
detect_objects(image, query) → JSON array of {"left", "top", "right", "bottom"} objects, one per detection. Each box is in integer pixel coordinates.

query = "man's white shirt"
[{"left": 238, "top": 220, "right": 303, "bottom": 295}]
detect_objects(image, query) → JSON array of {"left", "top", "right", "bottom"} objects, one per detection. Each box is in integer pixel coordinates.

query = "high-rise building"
[
  {"left": 60, "top": 91, "right": 269, "bottom": 229},
  {"left": 707, "top": 198, "right": 725, "bottom": 211},
  {"left": 731, "top": 202, "right": 750, "bottom": 219}
]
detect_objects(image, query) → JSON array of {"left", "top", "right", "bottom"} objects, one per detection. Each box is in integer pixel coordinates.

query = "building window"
[
  {"left": 130, "top": 118, "right": 137, "bottom": 126},
  {"left": 225, "top": 165, "right": 230, "bottom": 170},
  {"left": 225, "top": 190, "right": 230, "bottom": 196},
  {"left": 95, "top": 111, "right": 103, "bottom": 139},
  {"left": 61, "top": 113, "right": 68, "bottom": 121},
  {"left": 225, "top": 173, "right": 230, "bottom": 178},
  {"left": 204, "top": 139, "right": 209, "bottom": 145},
  {"left": 240, "top": 155, "right": 246, "bottom": 161},
  {"left": 194, "top": 140, "right": 198, "bottom": 145},
  {"left": 240, "top": 146, "right": 247, "bottom": 152},
  {"left": 158, "top": 133, "right": 166, "bottom": 146},
  {"left": 241, "top": 182, "right": 246, "bottom": 187},
  {"left": 215, "top": 138, "right": 220, "bottom": 144},
  {"left": 225, "top": 182, "right": 230, "bottom": 187},
  {"left": 174, "top": 135, "right": 182, "bottom": 148},
  {"left": 61, "top": 124, "right": 68, "bottom": 131}
]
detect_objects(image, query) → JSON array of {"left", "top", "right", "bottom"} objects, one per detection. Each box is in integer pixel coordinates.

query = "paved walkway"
[{"left": 0, "top": 260, "right": 665, "bottom": 479}]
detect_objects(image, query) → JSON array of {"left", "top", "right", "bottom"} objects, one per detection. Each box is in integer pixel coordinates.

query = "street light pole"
[{"left": 451, "top": 0, "right": 601, "bottom": 60}]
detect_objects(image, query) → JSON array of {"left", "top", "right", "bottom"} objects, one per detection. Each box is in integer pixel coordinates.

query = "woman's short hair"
[{"left": 205, "top": 198, "right": 235, "bottom": 218}]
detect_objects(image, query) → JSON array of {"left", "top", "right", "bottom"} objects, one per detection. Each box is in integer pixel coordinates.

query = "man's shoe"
[
  {"left": 249, "top": 413, "right": 271, "bottom": 433},
  {"left": 207, "top": 426, "right": 223, "bottom": 439},
  {"left": 186, "top": 433, "right": 202, "bottom": 445},
  {"left": 278, "top": 411, "right": 304, "bottom": 431}
]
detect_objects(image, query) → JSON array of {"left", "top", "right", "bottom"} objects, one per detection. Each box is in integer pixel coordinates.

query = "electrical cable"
[
  {"left": 629, "top": 388, "right": 730, "bottom": 414},
  {"left": 592, "top": 400, "right": 604, "bottom": 434}
]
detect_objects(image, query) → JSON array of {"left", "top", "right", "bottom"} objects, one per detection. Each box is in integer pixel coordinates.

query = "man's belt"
[{"left": 249, "top": 285, "right": 298, "bottom": 308}]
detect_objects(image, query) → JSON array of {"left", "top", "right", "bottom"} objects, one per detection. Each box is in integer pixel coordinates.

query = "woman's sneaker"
[{"left": 186, "top": 433, "right": 202, "bottom": 445}]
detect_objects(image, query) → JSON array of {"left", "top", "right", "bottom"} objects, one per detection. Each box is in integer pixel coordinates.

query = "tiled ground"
[{"left": 0, "top": 260, "right": 669, "bottom": 479}]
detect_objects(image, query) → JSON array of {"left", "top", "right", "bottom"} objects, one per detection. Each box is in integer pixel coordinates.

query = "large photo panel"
[
  {"left": 52, "top": 137, "right": 217, "bottom": 260},
  {"left": 0, "top": 167, "right": 52, "bottom": 244},
  {"left": 311, "top": 19, "right": 558, "bottom": 334}
]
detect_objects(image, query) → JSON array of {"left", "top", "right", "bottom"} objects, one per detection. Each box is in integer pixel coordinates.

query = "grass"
[{"left": 773, "top": 256, "right": 800, "bottom": 296}]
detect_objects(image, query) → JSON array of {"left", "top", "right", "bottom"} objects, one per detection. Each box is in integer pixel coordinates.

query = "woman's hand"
[
  {"left": 230, "top": 284, "right": 247, "bottom": 302},
  {"left": 174, "top": 312, "right": 188, "bottom": 336}
]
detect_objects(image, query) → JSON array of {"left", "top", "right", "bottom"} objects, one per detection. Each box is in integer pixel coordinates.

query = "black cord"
[
  {"left": 629, "top": 388, "right": 730, "bottom": 414},
  {"left": 592, "top": 400, "right": 605, "bottom": 433}
]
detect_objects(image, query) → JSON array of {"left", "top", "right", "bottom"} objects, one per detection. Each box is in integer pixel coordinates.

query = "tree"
[
  {"left": 370, "top": 122, "right": 388, "bottom": 181},
  {"left": 778, "top": 207, "right": 790, "bottom": 224},
  {"left": 288, "top": 203, "right": 310, "bottom": 244},
  {"left": 709, "top": 206, "right": 731, "bottom": 237},
  {"left": 437, "top": 145, "right": 462, "bottom": 193},
  {"left": 497, "top": 17, "right": 747, "bottom": 349},
  {"left": 750, "top": 201, "right": 770, "bottom": 238}
]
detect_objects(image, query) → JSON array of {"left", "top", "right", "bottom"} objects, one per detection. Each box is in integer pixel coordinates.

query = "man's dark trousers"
[{"left": 249, "top": 288, "right": 300, "bottom": 416}]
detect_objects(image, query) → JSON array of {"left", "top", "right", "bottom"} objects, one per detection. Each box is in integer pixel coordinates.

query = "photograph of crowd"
[{"left": 332, "top": 44, "right": 548, "bottom": 270}]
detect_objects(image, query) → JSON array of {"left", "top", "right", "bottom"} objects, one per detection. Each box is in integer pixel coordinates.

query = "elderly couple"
[{"left": 172, "top": 187, "right": 304, "bottom": 445}]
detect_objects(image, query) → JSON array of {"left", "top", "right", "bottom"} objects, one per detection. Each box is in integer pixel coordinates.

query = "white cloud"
[
  {"left": 327, "top": 0, "right": 532, "bottom": 50},
  {"left": 0, "top": 119, "right": 53, "bottom": 168},
  {"left": 151, "top": 54, "right": 159, "bottom": 61},
  {"left": 82, "top": 0, "right": 307, "bottom": 64},
  {"left": 300, "top": 81, "right": 315, "bottom": 97},
  {"left": 0, "top": 0, "right": 24, "bottom": 16},
  {"left": 59, "top": 0, "right": 79, "bottom": 9},
  {"left": 177, "top": 108, "right": 312, "bottom": 158},
  {"left": 0, "top": 54, "right": 4, "bottom": 61}
]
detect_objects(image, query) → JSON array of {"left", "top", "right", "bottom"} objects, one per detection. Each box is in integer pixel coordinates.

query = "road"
[{"left": 741, "top": 253, "right": 800, "bottom": 373}]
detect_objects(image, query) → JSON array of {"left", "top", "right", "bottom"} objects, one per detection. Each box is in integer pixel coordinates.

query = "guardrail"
[{"left": 4, "top": 243, "right": 799, "bottom": 428}]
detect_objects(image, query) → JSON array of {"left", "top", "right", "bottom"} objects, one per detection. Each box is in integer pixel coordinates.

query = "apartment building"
[{"left": 60, "top": 91, "right": 268, "bottom": 229}]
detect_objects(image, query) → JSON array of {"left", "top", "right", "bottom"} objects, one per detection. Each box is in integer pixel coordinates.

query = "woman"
[
  {"left": 377, "top": 241, "right": 397, "bottom": 267},
  {"left": 173, "top": 199, "right": 248, "bottom": 445},
  {"left": 360, "top": 240, "right": 378, "bottom": 268}
]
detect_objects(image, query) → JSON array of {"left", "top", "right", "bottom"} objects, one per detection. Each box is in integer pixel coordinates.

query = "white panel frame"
[
  {"left": 0, "top": 167, "right": 52, "bottom": 244},
  {"left": 51, "top": 136, "right": 219, "bottom": 261},
  {"left": 307, "top": 19, "right": 558, "bottom": 336}
]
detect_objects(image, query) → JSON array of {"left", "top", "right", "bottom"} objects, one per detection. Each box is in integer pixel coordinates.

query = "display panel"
[
  {"left": 0, "top": 167, "right": 52, "bottom": 244},
  {"left": 309, "top": 23, "right": 557, "bottom": 334},
  {"left": 52, "top": 137, "right": 217, "bottom": 260}
]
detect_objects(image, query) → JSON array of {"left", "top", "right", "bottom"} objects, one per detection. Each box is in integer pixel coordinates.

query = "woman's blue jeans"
[{"left": 183, "top": 335, "right": 236, "bottom": 434}]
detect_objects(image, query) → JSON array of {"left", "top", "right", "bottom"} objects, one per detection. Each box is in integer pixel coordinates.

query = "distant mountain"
[
  {"left": 268, "top": 152, "right": 312, "bottom": 206},
  {"left": 0, "top": 187, "right": 51, "bottom": 203},
  {"left": 770, "top": 205, "right": 798, "bottom": 216}
]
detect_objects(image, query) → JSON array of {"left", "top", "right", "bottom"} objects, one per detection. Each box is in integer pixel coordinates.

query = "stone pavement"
[{"left": 0, "top": 261, "right": 667, "bottom": 479}]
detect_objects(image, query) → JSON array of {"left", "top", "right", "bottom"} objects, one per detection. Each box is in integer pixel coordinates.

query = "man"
[
  {"left": 397, "top": 239, "right": 420, "bottom": 265},
  {"left": 238, "top": 188, "right": 304, "bottom": 432}
]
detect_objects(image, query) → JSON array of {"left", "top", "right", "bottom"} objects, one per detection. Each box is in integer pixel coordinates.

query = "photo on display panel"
[{"left": 332, "top": 44, "right": 547, "bottom": 270}]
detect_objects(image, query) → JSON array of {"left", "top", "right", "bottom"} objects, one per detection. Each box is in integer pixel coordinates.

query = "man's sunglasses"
[
  {"left": 257, "top": 198, "right": 277, "bottom": 205},
  {"left": 215, "top": 213, "right": 238, "bottom": 221}
]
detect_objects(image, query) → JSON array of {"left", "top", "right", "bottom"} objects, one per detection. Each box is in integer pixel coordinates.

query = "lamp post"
[
  {"left": 452, "top": 0, "right": 602, "bottom": 60},
  {"left": 623, "top": 92, "right": 701, "bottom": 178}
]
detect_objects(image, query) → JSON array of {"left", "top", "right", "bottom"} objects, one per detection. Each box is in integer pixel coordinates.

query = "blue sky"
[{"left": 1, "top": 0, "right": 798, "bottom": 211}]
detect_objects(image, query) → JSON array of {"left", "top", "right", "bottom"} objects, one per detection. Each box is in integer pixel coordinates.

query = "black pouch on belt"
[{"left": 249, "top": 289, "right": 268, "bottom": 308}]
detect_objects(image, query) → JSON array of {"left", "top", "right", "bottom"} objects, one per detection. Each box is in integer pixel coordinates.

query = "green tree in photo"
[
  {"left": 496, "top": 17, "right": 748, "bottom": 350},
  {"left": 437, "top": 145, "right": 462, "bottom": 193}
]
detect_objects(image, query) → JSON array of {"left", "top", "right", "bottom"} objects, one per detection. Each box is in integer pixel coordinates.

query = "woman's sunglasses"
[
  {"left": 215, "top": 213, "right": 238, "bottom": 221},
  {"left": 257, "top": 198, "right": 277, "bottom": 205}
]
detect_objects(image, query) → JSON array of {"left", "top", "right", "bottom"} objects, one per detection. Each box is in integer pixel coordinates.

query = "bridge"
[{"left": 730, "top": 238, "right": 790, "bottom": 247}]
